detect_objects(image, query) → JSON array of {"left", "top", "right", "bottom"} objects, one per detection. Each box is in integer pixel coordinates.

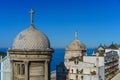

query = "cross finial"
[
  {"left": 75, "top": 31, "right": 78, "bottom": 40},
  {"left": 29, "top": 9, "right": 35, "bottom": 25}
]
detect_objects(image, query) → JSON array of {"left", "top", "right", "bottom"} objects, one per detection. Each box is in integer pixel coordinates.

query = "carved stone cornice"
[{"left": 8, "top": 48, "right": 54, "bottom": 55}]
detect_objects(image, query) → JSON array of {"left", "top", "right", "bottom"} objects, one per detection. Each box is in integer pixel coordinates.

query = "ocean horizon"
[{"left": 0, "top": 48, "right": 94, "bottom": 71}]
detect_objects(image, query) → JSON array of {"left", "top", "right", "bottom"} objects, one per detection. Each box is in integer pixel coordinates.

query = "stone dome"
[
  {"left": 66, "top": 39, "right": 86, "bottom": 50},
  {"left": 12, "top": 25, "right": 50, "bottom": 50}
]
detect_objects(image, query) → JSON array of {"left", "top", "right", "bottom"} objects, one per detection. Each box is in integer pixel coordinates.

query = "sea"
[{"left": 0, "top": 48, "right": 94, "bottom": 71}]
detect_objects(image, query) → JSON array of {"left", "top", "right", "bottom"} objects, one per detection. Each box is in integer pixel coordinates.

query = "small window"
[
  {"left": 21, "top": 64, "right": 25, "bottom": 75},
  {"left": 17, "top": 64, "right": 20, "bottom": 75}
]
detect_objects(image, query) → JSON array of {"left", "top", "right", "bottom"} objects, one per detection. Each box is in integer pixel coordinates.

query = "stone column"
[
  {"left": 25, "top": 61, "right": 29, "bottom": 80},
  {"left": 10, "top": 60, "right": 14, "bottom": 80},
  {"left": 45, "top": 61, "right": 48, "bottom": 80}
]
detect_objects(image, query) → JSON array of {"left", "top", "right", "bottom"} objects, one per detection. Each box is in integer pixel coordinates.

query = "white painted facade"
[
  {"left": 63, "top": 32, "right": 86, "bottom": 80},
  {"left": 0, "top": 52, "right": 11, "bottom": 80},
  {"left": 65, "top": 61, "right": 84, "bottom": 80},
  {"left": 83, "top": 56, "right": 105, "bottom": 80},
  {"left": 83, "top": 56, "right": 104, "bottom": 67}
]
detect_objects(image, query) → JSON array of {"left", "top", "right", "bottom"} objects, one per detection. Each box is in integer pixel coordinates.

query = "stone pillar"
[
  {"left": 45, "top": 61, "right": 48, "bottom": 80},
  {"left": 10, "top": 60, "right": 14, "bottom": 80},
  {"left": 25, "top": 61, "right": 29, "bottom": 80}
]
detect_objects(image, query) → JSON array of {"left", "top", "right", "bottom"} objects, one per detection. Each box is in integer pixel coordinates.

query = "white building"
[
  {"left": 0, "top": 52, "right": 11, "bottom": 80},
  {"left": 83, "top": 56, "right": 104, "bottom": 80},
  {"left": 64, "top": 32, "right": 86, "bottom": 80},
  {"left": 94, "top": 43, "right": 120, "bottom": 70},
  {"left": 93, "top": 44, "right": 119, "bottom": 80},
  {"left": 105, "top": 43, "right": 120, "bottom": 70},
  {"left": 56, "top": 32, "right": 87, "bottom": 80},
  {"left": 56, "top": 38, "right": 120, "bottom": 80}
]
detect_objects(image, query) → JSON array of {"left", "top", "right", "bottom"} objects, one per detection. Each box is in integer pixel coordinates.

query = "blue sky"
[{"left": 0, "top": 0, "right": 120, "bottom": 48}]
